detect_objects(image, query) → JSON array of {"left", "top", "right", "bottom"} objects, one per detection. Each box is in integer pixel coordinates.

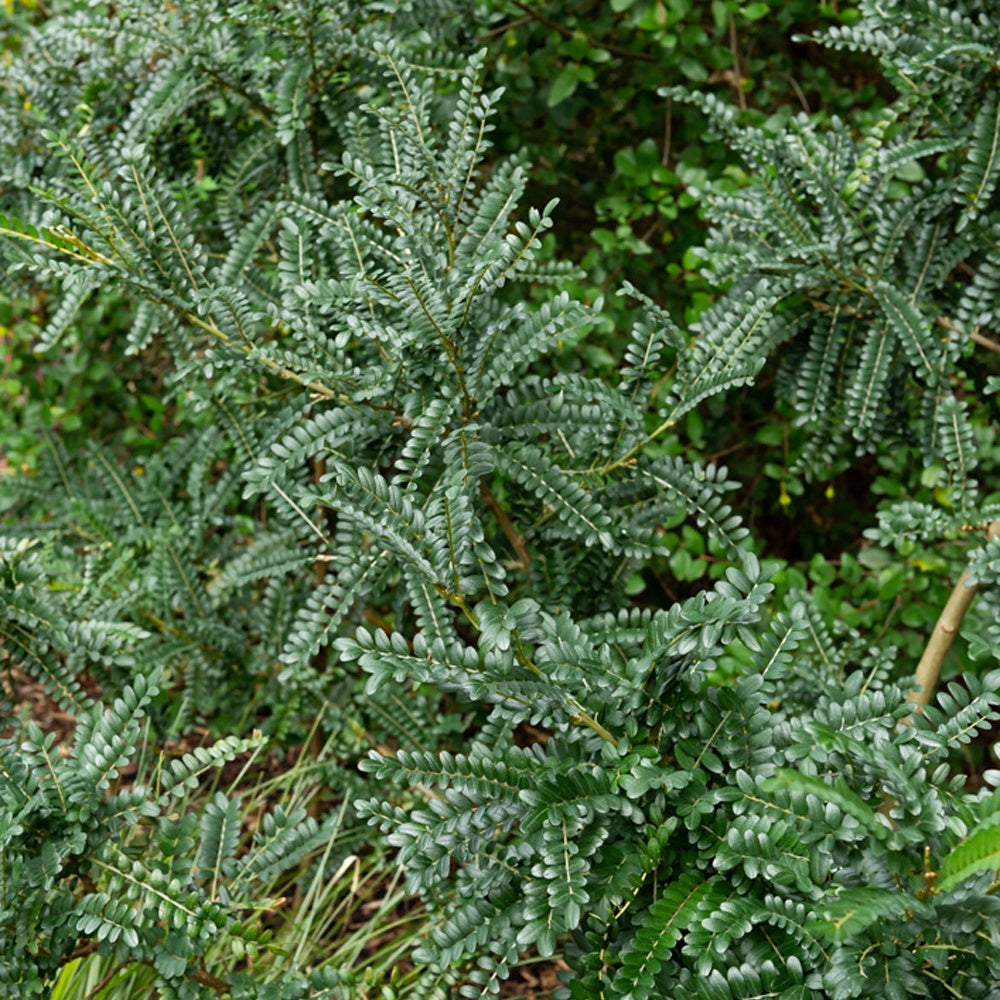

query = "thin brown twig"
[
  {"left": 875, "top": 592, "right": 904, "bottom": 644},
  {"left": 787, "top": 74, "right": 811, "bottom": 114},
  {"left": 311, "top": 456, "right": 329, "bottom": 587},
  {"left": 80, "top": 957, "right": 231, "bottom": 999},
  {"left": 727, "top": 12, "right": 748, "bottom": 111},
  {"left": 190, "top": 969, "right": 232, "bottom": 993},
  {"left": 651, "top": 567, "right": 679, "bottom": 604},
  {"left": 480, "top": 481, "right": 532, "bottom": 569},
  {"left": 477, "top": 14, "right": 532, "bottom": 40},
  {"left": 84, "top": 960, "right": 130, "bottom": 1000},
  {"left": 906, "top": 520, "right": 1000, "bottom": 713},
  {"left": 68, "top": 939, "right": 100, "bottom": 962},
  {"left": 661, "top": 96, "right": 673, "bottom": 166},
  {"left": 971, "top": 330, "right": 1000, "bottom": 354},
  {"left": 935, "top": 315, "right": 1000, "bottom": 354},
  {"left": 704, "top": 439, "right": 749, "bottom": 464},
  {"left": 638, "top": 216, "right": 661, "bottom": 245}
]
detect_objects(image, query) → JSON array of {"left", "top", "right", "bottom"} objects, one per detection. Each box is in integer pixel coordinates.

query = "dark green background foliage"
[{"left": 1, "top": 0, "right": 999, "bottom": 997}]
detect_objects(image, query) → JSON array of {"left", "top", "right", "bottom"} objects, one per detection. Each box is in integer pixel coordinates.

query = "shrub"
[
  {"left": 668, "top": 0, "right": 1000, "bottom": 487},
  {"left": 478, "top": 0, "right": 873, "bottom": 323},
  {"left": 0, "top": 0, "right": 998, "bottom": 997}
]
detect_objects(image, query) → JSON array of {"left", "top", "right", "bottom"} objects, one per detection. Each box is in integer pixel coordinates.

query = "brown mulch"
[
  {"left": 499, "top": 958, "right": 567, "bottom": 997},
  {"left": 2, "top": 665, "right": 568, "bottom": 996},
  {"left": 1, "top": 664, "right": 87, "bottom": 743}
]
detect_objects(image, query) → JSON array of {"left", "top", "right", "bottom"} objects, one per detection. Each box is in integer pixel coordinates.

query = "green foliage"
[
  {"left": 0, "top": 661, "right": 274, "bottom": 996},
  {"left": 0, "top": 0, "right": 998, "bottom": 998},
  {"left": 479, "top": 0, "right": 870, "bottom": 325},
  {"left": 358, "top": 590, "right": 1000, "bottom": 997},
  {"left": 0, "top": 290, "right": 162, "bottom": 473},
  {"left": 667, "top": 0, "right": 1000, "bottom": 494},
  {"left": 0, "top": 634, "right": 446, "bottom": 997}
]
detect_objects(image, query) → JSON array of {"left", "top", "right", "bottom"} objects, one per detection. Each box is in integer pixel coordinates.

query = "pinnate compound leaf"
[
  {"left": 762, "top": 768, "right": 890, "bottom": 842},
  {"left": 613, "top": 873, "right": 716, "bottom": 997},
  {"left": 868, "top": 281, "right": 938, "bottom": 380},
  {"left": 806, "top": 887, "right": 931, "bottom": 943},
  {"left": 957, "top": 90, "right": 1000, "bottom": 231},
  {"left": 938, "top": 826, "right": 1000, "bottom": 893}
]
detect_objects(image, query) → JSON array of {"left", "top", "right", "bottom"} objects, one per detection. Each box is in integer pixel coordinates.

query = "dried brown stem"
[
  {"left": 85, "top": 962, "right": 130, "bottom": 1000},
  {"left": 934, "top": 315, "right": 1000, "bottom": 354},
  {"left": 312, "top": 456, "right": 329, "bottom": 587},
  {"left": 661, "top": 96, "right": 673, "bottom": 166},
  {"left": 477, "top": 14, "right": 531, "bottom": 40},
  {"left": 906, "top": 520, "right": 1000, "bottom": 712},
  {"left": 480, "top": 481, "right": 531, "bottom": 569},
  {"left": 189, "top": 969, "right": 232, "bottom": 993},
  {"left": 728, "top": 12, "right": 747, "bottom": 111},
  {"left": 971, "top": 330, "right": 1000, "bottom": 354}
]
